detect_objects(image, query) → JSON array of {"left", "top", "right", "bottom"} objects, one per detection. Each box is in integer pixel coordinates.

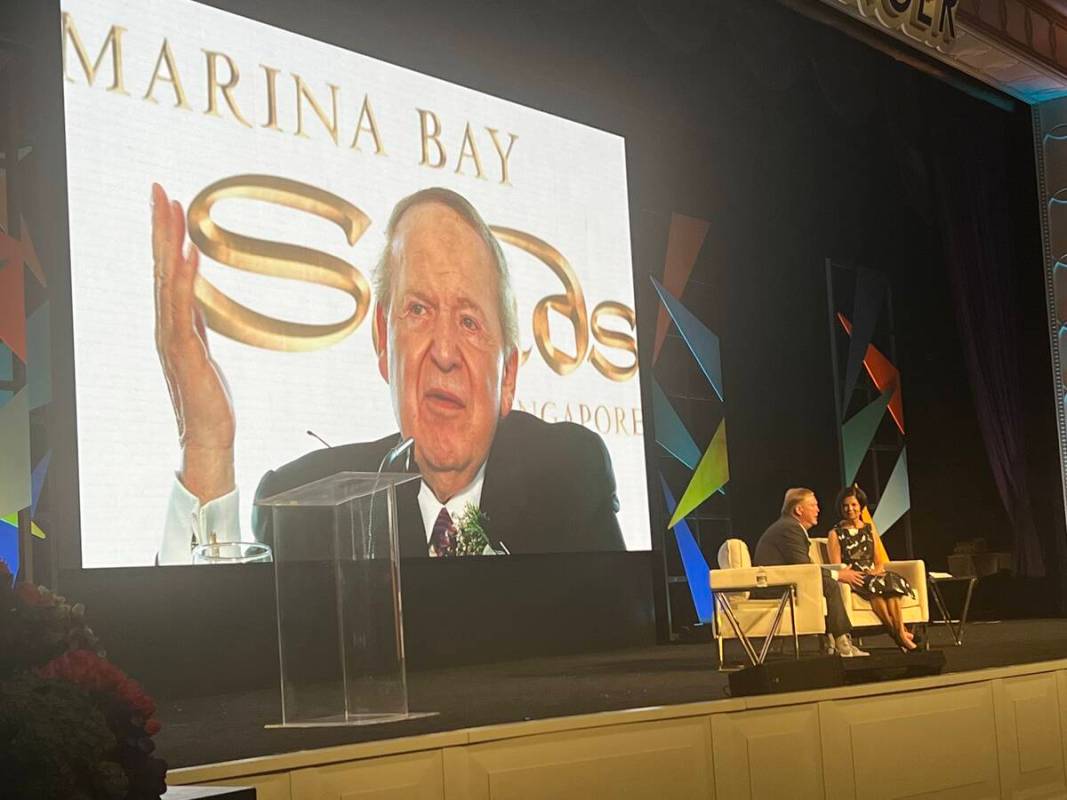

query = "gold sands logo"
[
  {"left": 186, "top": 176, "right": 638, "bottom": 379},
  {"left": 187, "top": 176, "right": 372, "bottom": 352}
]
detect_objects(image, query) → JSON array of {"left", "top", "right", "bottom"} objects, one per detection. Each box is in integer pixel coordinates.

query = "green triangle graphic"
[
  {"left": 669, "top": 419, "right": 729, "bottom": 528},
  {"left": 842, "top": 387, "right": 892, "bottom": 485}
]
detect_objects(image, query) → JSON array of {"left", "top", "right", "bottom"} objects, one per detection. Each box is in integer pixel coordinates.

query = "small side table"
[
  {"left": 927, "top": 574, "right": 978, "bottom": 646},
  {"left": 714, "top": 582, "right": 798, "bottom": 667}
]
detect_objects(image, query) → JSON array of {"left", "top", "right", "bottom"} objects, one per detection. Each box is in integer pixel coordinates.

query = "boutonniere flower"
[{"left": 453, "top": 502, "right": 503, "bottom": 556}]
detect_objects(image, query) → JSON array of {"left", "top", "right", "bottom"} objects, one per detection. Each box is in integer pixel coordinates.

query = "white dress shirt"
[
  {"left": 158, "top": 475, "right": 241, "bottom": 565},
  {"left": 416, "top": 464, "right": 486, "bottom": 557},
  {"left": 159, "top": 463, "right": 489, "bottom": 564}
]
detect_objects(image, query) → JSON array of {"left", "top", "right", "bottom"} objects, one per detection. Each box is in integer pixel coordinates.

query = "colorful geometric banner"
[
  {"left": 19, "top": 215, "right": 46, "bottom": 288},
  {"left": 842, "top": 268, "right": 886, "bottom": 407},
  {"left": 30, "top": 450, "right": 51, "bottom": 521},
  {"left": 660, "top": 474, "right": 713, "bottom": 624},
  {"left": 0, "top": 516, "right": 17, "bottom": 580},
  {"left": 668, "top": 418, "right": 729, "bottom": 528},
  {"left": 872, "top": 447, "right": 911, "bottom": 535},
  {"left": 0, "top": 254, "right": 26, "bottom": 361},
  {"left": 26, "top": 302, "right": 51, "bottom": 410},
  {"left": 651, "top": 276, "right": 724, "bottom": 401},
  {"left": 652, "top": 379, "right": 702, "bottom": 470},
  {"left": 0, "top": 388, "right": 30, "bottom": 518},
  {"left": 838, "top": 313, "right": 904, "bottom": 434},
  {"left": 841, "top": 387, "right": 892, "bottom": 486},
  {"left": 1, "top": 514, "right": 44, "bottom": 540},
  {"left": 653, "top": 213, "right": 709, "bottom": 364},
  {"left": 0, "top": 343, "right": 11, "bottom": 408}
]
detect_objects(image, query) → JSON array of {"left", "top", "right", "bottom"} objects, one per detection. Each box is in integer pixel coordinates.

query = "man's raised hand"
[{"left": 152, "top": 183, "right": 236, "bottom": 503}]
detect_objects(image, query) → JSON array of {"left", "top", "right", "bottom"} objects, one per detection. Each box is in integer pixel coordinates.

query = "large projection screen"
[{"left": 61, "top": 0, "right": 648, "bottom": 567}]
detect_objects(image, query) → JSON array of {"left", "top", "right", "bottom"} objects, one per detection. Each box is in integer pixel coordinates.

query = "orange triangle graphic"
[{"left": 838, "top": 313, "right": 904, "bottom": 434}]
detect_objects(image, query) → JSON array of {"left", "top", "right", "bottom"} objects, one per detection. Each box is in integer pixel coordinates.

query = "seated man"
[{"left": 753, "top": 487, "right": 868, "bottom": 657}]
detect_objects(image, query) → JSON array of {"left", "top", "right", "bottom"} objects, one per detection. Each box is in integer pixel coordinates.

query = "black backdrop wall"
[{"left": 8, "top": 0, "right": 1064, "bottom": 695}]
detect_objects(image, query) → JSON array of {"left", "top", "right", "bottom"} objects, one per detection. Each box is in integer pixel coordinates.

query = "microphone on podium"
[
  {"left": 306, "top": 429, "right": 332, "bottom": 449},
  {"left": 367, "top": 437, "right": 415, "bottom": 554},
  {"left": 378, "top": 437, "right": 415, "bottom": 472}
]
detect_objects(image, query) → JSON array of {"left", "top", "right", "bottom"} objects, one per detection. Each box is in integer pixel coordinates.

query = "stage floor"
[{"left": 159, "top": 618, "right": 1067, "bottom": 769}]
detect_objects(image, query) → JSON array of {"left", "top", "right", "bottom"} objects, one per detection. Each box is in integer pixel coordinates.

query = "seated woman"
[{"left": 828, "top": 485, "right": 917, "bottom": 651}]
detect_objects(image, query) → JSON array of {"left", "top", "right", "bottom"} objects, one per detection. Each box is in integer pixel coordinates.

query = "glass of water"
[{"left": 192, "top": 541, "right": 273, "bottom": 565}]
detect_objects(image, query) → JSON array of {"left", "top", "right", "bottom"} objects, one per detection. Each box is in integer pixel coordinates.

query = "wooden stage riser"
[{"left": 171, "top": 657, "right": 1067, "bottom": 799}]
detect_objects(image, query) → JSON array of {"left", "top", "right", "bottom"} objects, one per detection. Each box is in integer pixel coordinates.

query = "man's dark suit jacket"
[
  {"left": 251, "top": 410, "right": 625, "bottom": 558},
  {"left": 752, "top": 515, "right": 813, "bottom": 567},
  {"left": 752, "top": 514, "right": 851, "bottom": 637}
]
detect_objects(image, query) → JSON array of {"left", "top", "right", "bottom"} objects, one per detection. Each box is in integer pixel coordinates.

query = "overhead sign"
[{"left": 833, "top": 0, "right": 959, "bottom": 50}]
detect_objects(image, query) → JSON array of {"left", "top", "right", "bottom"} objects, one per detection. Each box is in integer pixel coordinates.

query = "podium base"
[{"left": 266, "top": 711, "right": 438, "bottom": 729}]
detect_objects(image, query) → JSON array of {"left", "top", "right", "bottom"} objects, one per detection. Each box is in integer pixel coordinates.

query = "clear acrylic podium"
[{"left": 256, "top": 471, "right": 430, "bottom": 727}]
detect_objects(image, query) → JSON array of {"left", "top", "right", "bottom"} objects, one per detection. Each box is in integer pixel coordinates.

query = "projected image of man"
[
  {"left": 154, "top": 185, "right": 624, "bottom": 562},
  {"left": 375, "top": 191, "right": 518, "bottom": 509}
]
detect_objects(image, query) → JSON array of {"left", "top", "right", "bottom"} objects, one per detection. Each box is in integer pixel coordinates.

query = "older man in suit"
[
  {"left": 754, "top": 487, "right": 868, "bottom": 657},
  {"left": 153, "top": 184, "right": 623, "bottom": 562}
]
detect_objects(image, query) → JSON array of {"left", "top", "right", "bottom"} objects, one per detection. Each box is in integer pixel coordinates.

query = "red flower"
[
  {"left": 38, "top": 650, "right": 160, "bottom": 734},
  {"left": 14, "top": 581, "right": 55, "bottom": 608}
]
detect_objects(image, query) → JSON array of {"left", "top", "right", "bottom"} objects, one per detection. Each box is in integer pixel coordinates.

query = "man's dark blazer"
[
  {"left": 752, "top": 515, "right": 813, "bottom": 568},
  {"left": 752, "top": 514, "right": 851, "bottom": 637},
  {"left": 251, "top": 410, "right": 625, "bottom": 558}
]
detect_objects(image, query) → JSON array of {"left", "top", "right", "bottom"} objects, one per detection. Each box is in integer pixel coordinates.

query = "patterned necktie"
[{"left": 429, "top": 507, "right": 455, "bottom": 557}]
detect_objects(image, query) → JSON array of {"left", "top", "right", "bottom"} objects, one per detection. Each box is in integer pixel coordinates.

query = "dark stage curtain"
[
  {"left": 805, "top": 34, "right": 1045, "bottom": 577},
  {"left": 930, "top": 137, "right": 1045, "bottom": 577}
]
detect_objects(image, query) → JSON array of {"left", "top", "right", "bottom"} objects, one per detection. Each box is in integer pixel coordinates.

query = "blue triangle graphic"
[
  {"left": 660, "top": 473, "right": 713, "bottom": 624},
  {"left": 652, "top": 380, "right": 702, "bottom": 470},
  {"left": 0, "top": 518, "right": 18, "bottom": 583},
  {"left": 30, "top": 450, "right": 51, "bottom": 519},
  {"left": 650, "top": 276, "right": 724, "bottom": 401}
]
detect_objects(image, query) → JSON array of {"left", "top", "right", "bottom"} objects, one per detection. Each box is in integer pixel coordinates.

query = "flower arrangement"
[
  {"left": 453, "top": 502, "right": 494, "bottom": 556},
  {"left": 0, "top": 560, "right": 167, "bottom": 799}
]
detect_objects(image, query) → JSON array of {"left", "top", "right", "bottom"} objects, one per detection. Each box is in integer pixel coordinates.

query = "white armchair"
[
  {"left": 710, "top": 539, "right": 828, "bottom": 668},
  {"left": 808, "top": 538, "right": 929, "bottom": 631}
]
